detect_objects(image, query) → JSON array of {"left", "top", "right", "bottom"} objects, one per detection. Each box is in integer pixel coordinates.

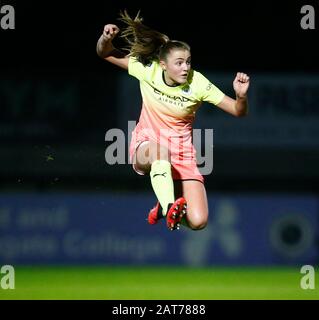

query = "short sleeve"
[
  {"left": 128, "top": 56, "right": 148, "bottom": 81},
  {"left": 195, "top": 72, "right": 225, "bottom": 106}
]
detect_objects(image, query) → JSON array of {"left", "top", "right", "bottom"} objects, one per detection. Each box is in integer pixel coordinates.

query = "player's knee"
[{"left": 188, "top": 214, "right": 208, "bottom": 230}]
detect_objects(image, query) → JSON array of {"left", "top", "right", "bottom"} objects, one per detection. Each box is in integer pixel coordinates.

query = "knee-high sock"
[{"left": 150, "top": 160, "right": 175, "bottom": 215}]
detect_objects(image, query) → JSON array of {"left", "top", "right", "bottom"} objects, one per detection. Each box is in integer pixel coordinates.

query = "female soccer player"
[{"left": 96, "top": 11, "right": 249, "bottom": 231}]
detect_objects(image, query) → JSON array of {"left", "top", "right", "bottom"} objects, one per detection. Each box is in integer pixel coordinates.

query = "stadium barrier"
[{"left": 0, "top": 193, "right": 318, "bottom": 266}]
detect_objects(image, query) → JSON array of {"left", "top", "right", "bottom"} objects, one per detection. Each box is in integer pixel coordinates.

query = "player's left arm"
[{"left": 216, "top": 72, "right": 250, "bottom": 117}]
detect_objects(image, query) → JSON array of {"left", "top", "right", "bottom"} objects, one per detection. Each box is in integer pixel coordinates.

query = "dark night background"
[
  {"left": 1, "top": 0, "right": 319, "bottom": 193},
  {"left": 1, "top": 1, "right": 319, "bottom": 296}
]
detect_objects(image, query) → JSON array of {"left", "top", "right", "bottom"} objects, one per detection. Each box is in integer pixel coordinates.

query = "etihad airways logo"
[{"left": 153, "top": 88, "right": 191, "bottom": 103}]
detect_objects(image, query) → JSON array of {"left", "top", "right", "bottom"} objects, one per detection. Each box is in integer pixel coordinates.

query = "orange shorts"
[{"left": 129, "top": 127, "right": 204, "bottom": 183}]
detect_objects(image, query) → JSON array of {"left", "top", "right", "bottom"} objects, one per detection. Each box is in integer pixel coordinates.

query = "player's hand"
[
  {"left": 102, "top": 24, "right": 120, "bottom": 42},
  {"left": 233, "top": 72, "right": 250, "bottom": 98}
]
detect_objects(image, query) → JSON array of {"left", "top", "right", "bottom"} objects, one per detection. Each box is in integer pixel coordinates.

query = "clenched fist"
[
  {"left": 102, "top": 24, "right": 120, "bottom": 42},
  {"left": 233, "top": 72, "right": 250, "bottom": 98}
]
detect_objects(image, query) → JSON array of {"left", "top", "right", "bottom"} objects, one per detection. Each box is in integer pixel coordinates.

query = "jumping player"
[{"left": 96, "top": 11, "right": 249, "bottom": 231}]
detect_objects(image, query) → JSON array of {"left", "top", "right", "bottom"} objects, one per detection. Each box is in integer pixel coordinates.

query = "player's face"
[{"left": 161, "top": 49, "right": 191, "bottom": 85}]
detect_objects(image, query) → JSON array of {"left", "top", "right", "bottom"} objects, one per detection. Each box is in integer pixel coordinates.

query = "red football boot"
[
  {"left": 147, "top": 202, "right": 162, "bottom": 225},
  {"left": 165, "top": 197, "right": 187, "bottom": 231}
]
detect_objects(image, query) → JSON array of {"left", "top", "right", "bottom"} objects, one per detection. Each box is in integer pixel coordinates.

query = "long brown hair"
[{"left": 119, "top": 10, "right": 190, "bottom": 65}]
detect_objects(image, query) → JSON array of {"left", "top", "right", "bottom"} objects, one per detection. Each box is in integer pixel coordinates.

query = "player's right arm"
[{"left": 96, "top": 24, "right": 129, "bottom": 70}]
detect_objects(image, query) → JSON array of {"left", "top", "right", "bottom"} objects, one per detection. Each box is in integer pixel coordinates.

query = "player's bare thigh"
[
  {"left": 174, "top": 180, "right": 209, "bottom": 230},
  {"left": 133, "top": 141, "right": 170, "bottom": 175}
]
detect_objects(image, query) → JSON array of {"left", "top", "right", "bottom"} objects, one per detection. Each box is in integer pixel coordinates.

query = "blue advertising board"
[{"left": 0, "top": 193, "right": 318, "bottom": 266}]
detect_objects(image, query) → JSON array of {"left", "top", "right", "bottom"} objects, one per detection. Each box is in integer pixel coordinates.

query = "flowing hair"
[{"left": 119, "top": 10, "right": 190, "bottom": 65}]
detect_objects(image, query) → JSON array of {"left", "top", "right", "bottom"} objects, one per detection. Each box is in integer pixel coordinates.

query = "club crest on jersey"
[
  {"left": 206, "top": 82, "right": 213, "bottom": 91},
  {"left": 181, "top": 85, "right": 192, "bottom": 95}
]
